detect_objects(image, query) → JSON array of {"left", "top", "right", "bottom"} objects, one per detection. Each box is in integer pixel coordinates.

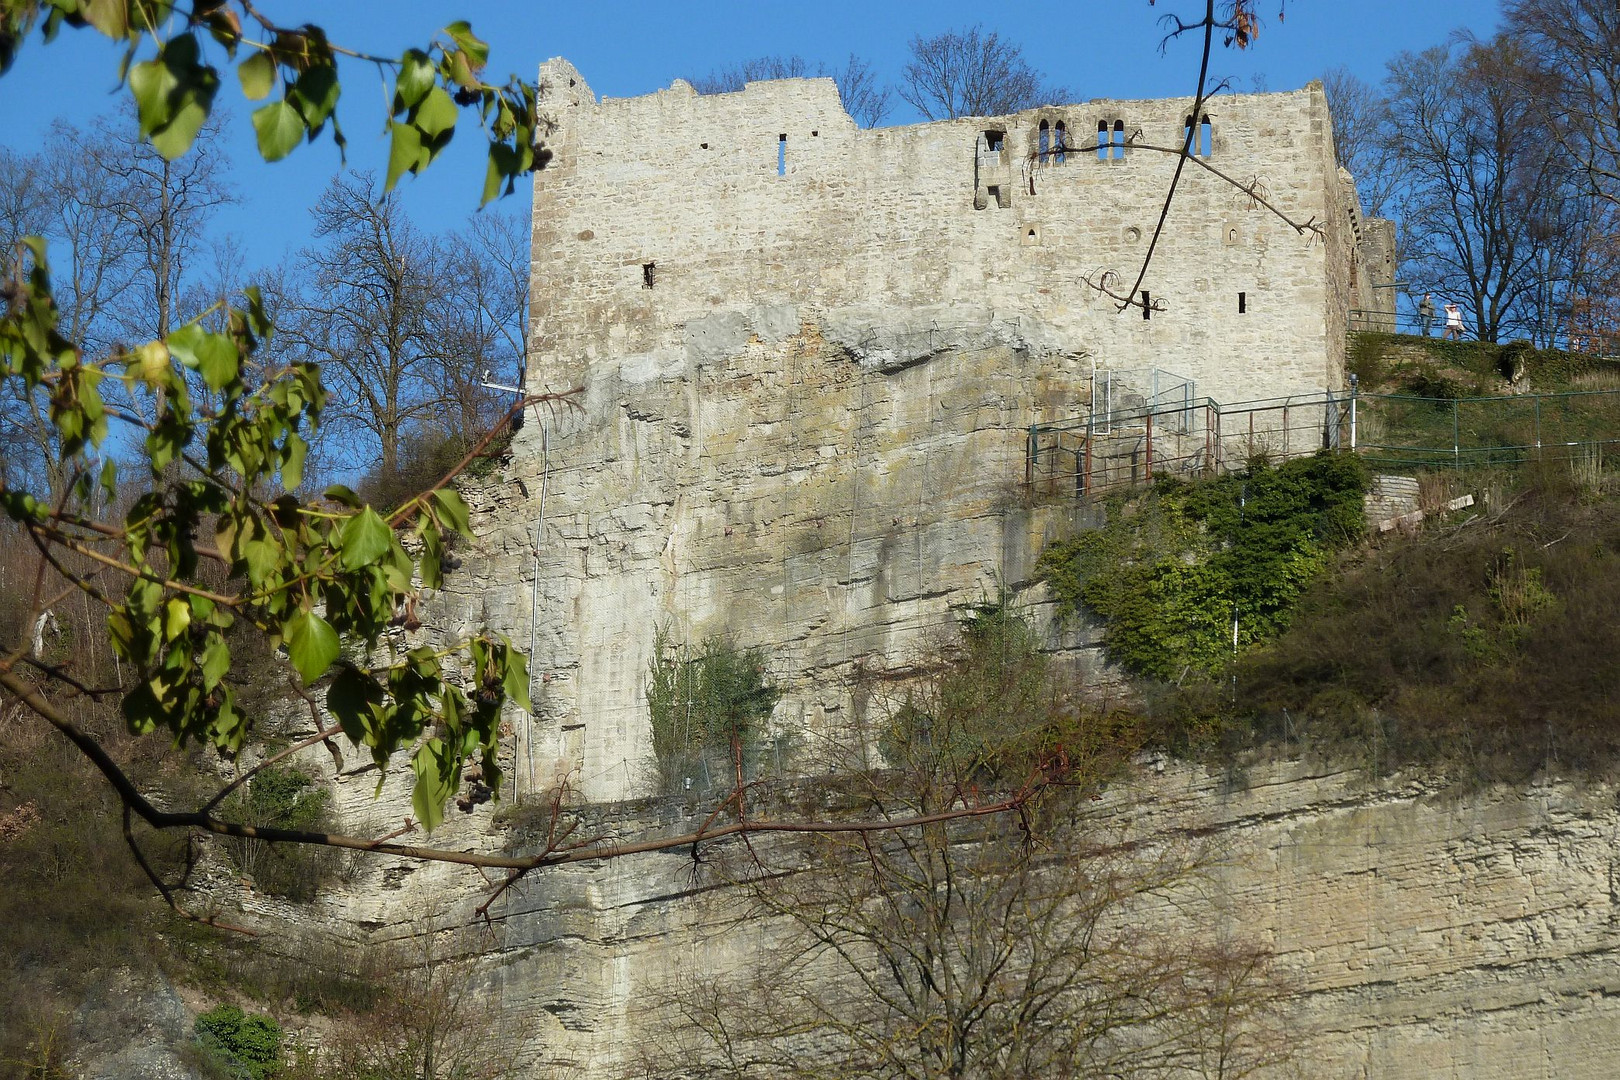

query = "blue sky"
[{"left": 0, "top": 1, "right": 1503, "bottom": 269}]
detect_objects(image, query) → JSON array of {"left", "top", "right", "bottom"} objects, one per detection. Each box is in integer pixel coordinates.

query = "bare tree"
[
  {"left": 688, "top": 53, "right": 892, "bottom": 127},
  {"left": 1381, "top": 38, "right": 1570, "bottom": 342},
  {"left": 281, "top": 172, "right": 449, "bottom": 493},
  {"left": 650, "top": 610, "right": 1290, "bottom": 1080},
  {"left": 899, "top": 25, "right": 1071, "bottom": 121},
  {"left": 1505, "top": 0, "right": 1620, "bottom": 212},
  {"left": 79, "top": 110, "right": 235, "bottom": 343},
  {"left": 430, "top": 210, "right": 529, "bottom": 436}
]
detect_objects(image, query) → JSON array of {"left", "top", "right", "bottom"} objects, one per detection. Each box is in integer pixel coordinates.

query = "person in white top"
[{"left": 1442, "top": 301, "right": 1464, "bottom": 340}]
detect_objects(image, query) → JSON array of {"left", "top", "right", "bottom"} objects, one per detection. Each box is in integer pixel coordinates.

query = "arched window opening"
[
  {"left": 1097, "top": 120, "right": 1109, "bottom": 162},
  {"left": 1183, "top": 115, "right": 1195, "bottom": 153},
  {"left": 1112, "top": 119, "right": 1125, "bottom": 160},
  {"left": 1039, "top": 119, "right": 1050, "bottom": 158},
  {"left": 1200, "top": 114, "right": 1212, "bottom": 157},
  {"left": 1054, "top": 120, "right": 1067, "bottom": 164}
]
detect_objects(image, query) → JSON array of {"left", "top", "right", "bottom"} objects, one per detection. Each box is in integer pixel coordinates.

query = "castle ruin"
[{"left": 488, "top": 59, "right": 1394, "bottom": 803}]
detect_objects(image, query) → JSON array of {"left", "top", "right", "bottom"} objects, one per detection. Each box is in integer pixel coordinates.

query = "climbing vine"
[{"left": 1039, "top": 453, "right": 1368, "bottom": 680}]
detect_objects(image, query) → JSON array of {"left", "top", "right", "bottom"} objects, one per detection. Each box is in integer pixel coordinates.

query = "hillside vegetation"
[{"left": 1048, "top": 334, "right": 1620, "bottom": 784}]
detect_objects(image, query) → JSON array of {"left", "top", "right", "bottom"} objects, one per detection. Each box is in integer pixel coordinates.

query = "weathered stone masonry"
[{"left": 477, "top": 59, "right": 1393, "bottom": 804}]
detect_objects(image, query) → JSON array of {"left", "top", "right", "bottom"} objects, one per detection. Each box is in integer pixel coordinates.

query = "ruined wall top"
[{"left": 528, "top": 59, "right": 1367, "bottom": 403}]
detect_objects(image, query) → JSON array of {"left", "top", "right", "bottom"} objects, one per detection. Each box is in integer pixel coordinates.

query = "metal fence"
[
  {"left": 1027, "top": 390, "right": 1347, "bottom": 499},
  {"left": 1026, "top": 383, "right": 1620, "bottom": 500},
  {"left": 1353, "top": 387, "right": 1620, "bottom": 471}
]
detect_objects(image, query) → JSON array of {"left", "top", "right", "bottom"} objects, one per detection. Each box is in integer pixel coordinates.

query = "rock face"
[
  {"left": 298, "top": 759, "right": 1620, "bottom": 1078},
  {"left": 490, "top": 60, "right": 1392, "bottom": 802}
]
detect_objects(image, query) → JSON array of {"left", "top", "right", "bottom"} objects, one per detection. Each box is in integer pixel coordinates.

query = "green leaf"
[
  {"left": 99, "top": 457, "right": 118, "bottom": 503},
  {"left": 252, "top": 99, "right": 304, "bottom": 162},
  {"left": 162, "top": 597, "right": 191, "bottom": 642},
  {"left": 326, "top": 665, "right": 382, "bottom": 745},
  {"left": 82, "top": 0, "right": 130, "bottom": 39},
  {"left": 395, "top": 48, "right": 434, "bottom": 110},
  {"left": 209, "top": 689, "right": 245, "bottom": 754},
  {"left": 431, "top": 488, "right": 471, "bottom": 538},
  {"left": 418, "top": 519, "right": 443, "bottom": 590},
  {"left": 338, "top": 507, "right": 392, "bottom": 570},
  {"left": 410, "top": 738, "right": 457, "bottom": 833},
  {"left": 200, "top": 632, "right": 230, "bottom": 690},
  {"left": 282, "top": 432, "right": 307, "bottom": 491},
  {"left": 242, "top": 284, "right": 273, "bottom": 340},
  {"left": 442, "top": 21, "right": 488, "bottom": 68},
  {"left": 323, "top": 484, "right": 362, "bottom": 508},
  {"left": 289, "top": 64, "right": 339, "bottom": 130},
  {"left": 384, "top": 120, "right": 425, "bottom": 191},
  {"left": 133, "top": 35, "right": 219, "bottom": 160},
  {"left": 237, "top": 51, "right": 275, "bottom": 100},
  {"left": 413, "top": 86, "right": 457, "bottom": 140},
  {"left": 122, "top": 682, "right": 163, "bottom": 736},
  {"left": 169, "top": 323, "right": 239, "bottom": 389},
  {"left": 502, "top": 643, "right": 532, "bottom": 713},
  {"left": 129, "top": 55, "right": 179, "bottom": 137},
  {"left": 482, "top": 142, "right": 518, "bottom": 206},
  {"left": 284, "top": 608, "right": 339, "bottom": 684}
]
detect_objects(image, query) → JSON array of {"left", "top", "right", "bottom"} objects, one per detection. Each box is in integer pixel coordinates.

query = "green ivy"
[
  {"left": 1039, "top": 453, "right": 1368, "bottom": 680},
  {"left": 195, "top": 1004, "right": 281, "bottom": 1080}
]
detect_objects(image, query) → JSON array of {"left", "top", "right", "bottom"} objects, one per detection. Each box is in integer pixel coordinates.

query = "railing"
[
  {"left": 1354, "top": 387, "right": 1620, "bottom": 471},
  {"left": 1027, "top": 391, "right": 1346, "bottom": 499},
  {"left": 1346, "top": 308, "right": 1620, "bottom": 355},
  {"left": 1027, "top": 384, "right": 1620, "bottom": 500}
]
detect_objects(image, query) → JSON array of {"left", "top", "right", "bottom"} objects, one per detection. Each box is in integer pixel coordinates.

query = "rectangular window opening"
[
  {"left": 984, "top": 129, "right": 1005, "bottom": 152},
  {"left": 778, "top": 134, "right": 786, "bottom": 176},
  {"left": 1238, "top": 291, "right": 1247, "bottom": 313},
  {"left": 986, "top": 185, "right": 1001, "bottom": 208},
  {"left": 1141, "top": 291, "right": 1151, "bottom": 320},
  {"left": 642, "top": 263, "right": 655, "bottom": 289}
]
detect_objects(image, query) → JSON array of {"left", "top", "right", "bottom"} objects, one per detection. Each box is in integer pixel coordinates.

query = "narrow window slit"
[
  {"left": 778, "top": 134, "right": 786, "bottom": 176},
  {"left": 642, "top": 263, "right": 655, "bottom": 289},
  {"left": 1238, "top": 291, "right": 1247, "bottom": 313}
]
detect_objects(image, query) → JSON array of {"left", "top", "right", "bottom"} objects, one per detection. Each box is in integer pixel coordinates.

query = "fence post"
[
  {"left": 1458, "top": 396, "right": 1470, "bottom": 466},
  {"left": 1083, "top": 432, "right": 1092, "bottom": 498},
  {"left": 1145, "top": 409, "right": 1154, "bottom": 480},
  {"left": 1349, "top": 373, "right": 1358, "bottom": 451},
  {"left": 1205, "top": 400, "right": 1213, "bottom": 473}
]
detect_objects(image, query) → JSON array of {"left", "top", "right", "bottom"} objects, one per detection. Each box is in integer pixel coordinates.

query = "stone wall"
[
  {"left": 279, "top": 755, "right": 1620, "bottom": 1078},
  {"left": 504, "top": 62, "right": 1389, "bottom": 801}
]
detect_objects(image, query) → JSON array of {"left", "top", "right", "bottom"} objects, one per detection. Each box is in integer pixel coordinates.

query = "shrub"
[
  {"left": 222, "top": 766, "right": 338, "bottom": 902},
  {"left": 194, "top": 1005, "right": 282, "bottom": 1080},
  {"left": 1199, "top": 475, "right": 1620, "bottom": 780},
  {"left": 647, "top": 631, "right": 783, "bottom": 794},
  {"left": 876, "top": 603, "right": 1134, "bottom": 783},
  {"left": 1400, "top": 370, "right": 1466, "bottom": 402},
  {"left": 1039, "top": 453, "right": 1367, "bottom": 681}
]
